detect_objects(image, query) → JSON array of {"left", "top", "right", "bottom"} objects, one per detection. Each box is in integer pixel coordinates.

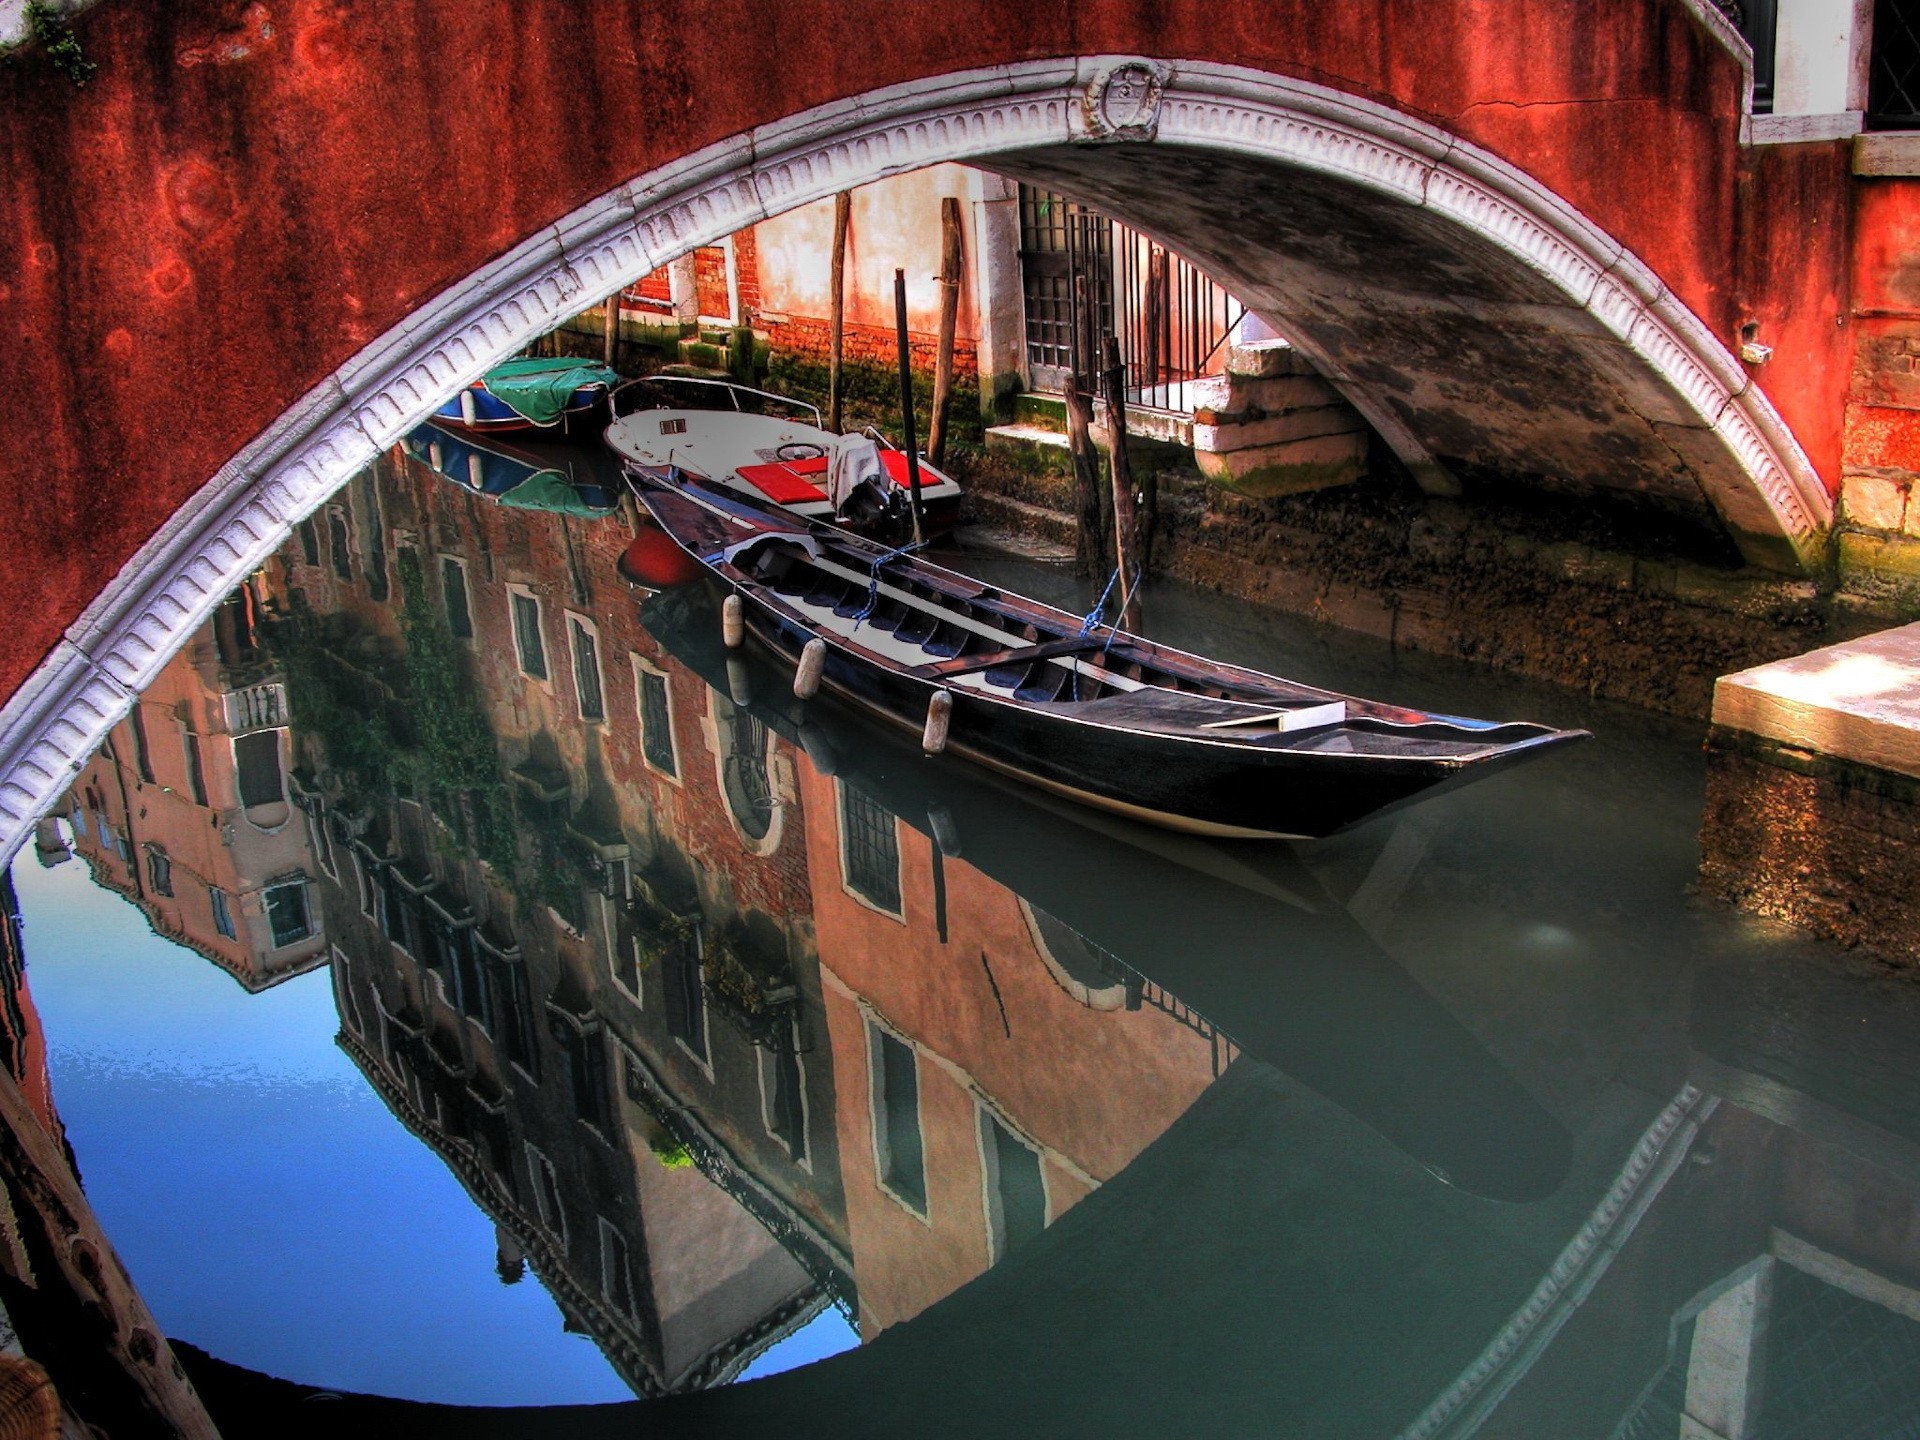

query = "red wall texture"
[{"left": 0, "top": 0, "right": 1857, "bottom": 711}]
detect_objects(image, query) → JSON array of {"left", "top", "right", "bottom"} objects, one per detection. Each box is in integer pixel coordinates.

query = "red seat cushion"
[
  {"left": 878, "top": 451, "right": 944, "bottom": 489},
  {"left": 735, "top": 459, "right": 829, "bottom": 505}
]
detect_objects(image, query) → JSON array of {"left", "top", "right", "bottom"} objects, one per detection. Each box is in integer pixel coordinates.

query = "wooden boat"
[
  {"left": 605, "top": 375, "right": 963, "bottom": 537},
  {"left": 432, "top": 356, "right": 620, "bottom": 433},
  {"left": 632, "top": 472, "right": 1589, "bottom": 839}
]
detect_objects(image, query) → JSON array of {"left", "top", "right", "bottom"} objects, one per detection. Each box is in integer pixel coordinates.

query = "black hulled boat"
[{"left": 632, "top": 472, "right": 1587, "bottom": 839}]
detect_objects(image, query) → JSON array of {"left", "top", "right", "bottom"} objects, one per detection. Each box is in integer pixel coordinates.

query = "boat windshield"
[{"left": 610, "top": 375, "right": 823, "bottom": 427}]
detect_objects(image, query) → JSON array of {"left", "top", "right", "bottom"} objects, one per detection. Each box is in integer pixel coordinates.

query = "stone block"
[
  {"left": 1849, "top": 318, "right": 1920, "bottom": 411},
  {"left": 1839, "top": 530, "right": 1920, "bottom": 584},
  {"left": 1713, "top": 620, "right": 1920, "bottom": 781},
  {"left": 1192, "top": 405, "right": 1361, "bottom": 455},
  {"left": 1842, "top": 471, "right": 1909, "bottom": 531},
  {"left": 1193, "top": 430, "right": 1366, "bottom": 498},
  {"left": 1225, "top": 340, "right": 1312, "bottom": 379}
]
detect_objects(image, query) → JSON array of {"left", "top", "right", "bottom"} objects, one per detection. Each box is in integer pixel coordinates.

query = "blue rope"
[
  {"left": 1079, "top": 566, "right": 1123, "bottom": 636},
  {"left": 1071, "top": 565, "right": 1139, "bottom": 699},
  {"left": 851, "top": 539, "right": 929, "bottom": 626}
]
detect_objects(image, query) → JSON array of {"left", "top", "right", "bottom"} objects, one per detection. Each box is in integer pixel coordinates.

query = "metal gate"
[{"left": 1018, "top": 185, "right": 1242, "bottom": 414}]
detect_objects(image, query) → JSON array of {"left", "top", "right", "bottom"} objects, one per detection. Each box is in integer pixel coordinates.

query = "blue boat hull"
[{"left": 432, "top": 382, "right": 607, "bottom": 433}]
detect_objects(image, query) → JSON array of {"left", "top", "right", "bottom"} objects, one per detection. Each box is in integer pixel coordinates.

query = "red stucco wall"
[{"left": 0, "top": 0, "right": 1821, "bottom": 709}]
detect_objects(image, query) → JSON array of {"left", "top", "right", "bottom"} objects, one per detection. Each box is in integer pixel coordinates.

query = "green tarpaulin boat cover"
[
  {"left": 481, "top": 356, "right": 620, "bottom": 425},
  {"left": 495, "top": 470, "right": 618, "bottom": 518}
]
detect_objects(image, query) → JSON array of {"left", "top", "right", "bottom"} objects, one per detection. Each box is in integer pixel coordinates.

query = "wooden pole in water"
[
  {"left": 1063, "top": 273, "right": 1107, "bottom": 579},
  {"left": 1101, "top": 335, "right": 1142, "bottom": 630},
  {"left": 927, "top": 196, "right": 964, "bottom": 467},
  {"left": 602, "top": 292, "right": 619, "bottom": 370},
  {"left": 894, "top": 268, "right": 926, "bottom": 544},
  {"left": 828, "top": 191, "right": 851, "bottom": 433}
]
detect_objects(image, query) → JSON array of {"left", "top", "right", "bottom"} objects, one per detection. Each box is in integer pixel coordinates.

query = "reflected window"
[
  {"left": 356, "top": 473, "right": 389, "bottom": 603},
  {"left": 510, "top": 589, "right": 547, "bottom": 680},
  {"left": 129, "top": 704, "right": 154, "bottom": 784},
  {"left": 569, "top": 617, "right": 605, "bottom": 722},
  {"left": 980, "top": 1106, "right": 1047, "bottom": 1263},
  {"left": 208, "top": 886, "right": 236, "bottom": 940},
  {"left": 331, "top": 948, "right": 365, "bottom": 1037},
  {"left": 526, "top": 1144, "right": 566, "bottom": 1243},
  {"left": 143, "top": 847, "right": 172, "bottom": 898},
  {"left": 182, "top": 732, "right": 207, "bottom": 806},
  {"left": 635, "top": 664, "right": 677, "bottom": 777},
  {"left": 264, "top": 879, "right": 313, "bottom": 949},
  {"left": 441, "top": 557, "right": 472, "bottom": 640},
  {"left": 550, "top": 1012, "right": 612, "bottom": 1136},
  {"left": 722, "top": 706, "right": 773, "bottom": 842},
  {"left": 663, "top": 932, "right": 709, "bottom": 1068},
  {"left": 305, "top": 805, "right": 336, "bottom": 880},
  {"left": 448, "top": 929, "right": 489, "bottom": 1030},
  {"left": 839, "top": 782, "right": 901, "bottom": 915},
  {"left": 869, "top": 1021, "right": 926, "bottom": 1216},
  {"left": 327, "top": 507, "right": 354, "bottom": 582},
  {"left": 234, "top": 731, "right": 285, "bottom": 810},
  {"left": 598, "top": 1219, "right": 637, "bottom": 1321},
  {"left": 297, "top": 516, "right": 320, "bottom": 568},
  {"left": 496, "top": 958, "right": 539, "bottom": 1080},
  {"left": 759, "top": 1020, "right": 808, "bottom": 1167}
]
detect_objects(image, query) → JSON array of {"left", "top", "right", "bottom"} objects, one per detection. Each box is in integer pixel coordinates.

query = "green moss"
[{"left": 23, "top": 2, "right": 96, "bottom": 86}]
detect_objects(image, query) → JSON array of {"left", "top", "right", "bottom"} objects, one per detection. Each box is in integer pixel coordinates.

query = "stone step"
[
  {"left": 963, "top": 489, "right": 1078, "bottom": 550},
  {"left": 1193, "top": 404, "right": 1364, "bottom": 455}
]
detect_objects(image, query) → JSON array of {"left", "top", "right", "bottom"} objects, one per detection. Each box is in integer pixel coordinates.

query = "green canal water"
[{"left": 12, "top": 443, "right": 1920, "bottom": 1436}]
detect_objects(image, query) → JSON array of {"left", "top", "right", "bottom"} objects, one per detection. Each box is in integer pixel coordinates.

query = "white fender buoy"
[
  {"left": 721, "top": 594, "right": 745, "bottom": 649},
  {"left": 927, "top": 804, "right": 962, "bottom": 858},
  {"left": 467, "top": 452, "right": 485, "bottom": 491},
  {"left": 727, "top": 655, "right": 752, "bottom": 708},
  {"left": 798, "top": 721, "right": 838, "bottom": 777},
  {"left": 793, "top": 638, "right": 827, "bottom": 700},
  {"left": 922, "top": 689, "right": 953, "bottom": 756},
  {"left": 460, "top": 388, "right": 478, "bottom": 426}
]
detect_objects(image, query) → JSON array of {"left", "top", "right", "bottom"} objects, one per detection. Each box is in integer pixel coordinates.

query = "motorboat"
[
  {"left": 604, "top": 375, "right": 963, "bottom": 538},
  {"left": 630, "top": 470, "right": 1588, "bottom": 840},
  {"left": 432, "top": 355, "right": 621, "bottom": 433}
]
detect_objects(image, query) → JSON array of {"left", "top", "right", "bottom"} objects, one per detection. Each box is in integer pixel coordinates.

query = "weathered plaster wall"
[{"left": 0, "top": 0, "right": 1807, "bottom": 716}]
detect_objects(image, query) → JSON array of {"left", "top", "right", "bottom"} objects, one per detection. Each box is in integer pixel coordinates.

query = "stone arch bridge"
[{"left": 0, "top": 0, "right": 1906, "bottom": 851}]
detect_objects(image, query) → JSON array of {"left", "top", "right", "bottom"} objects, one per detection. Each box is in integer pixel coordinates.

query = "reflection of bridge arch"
[{"left": 0, "top": 48, "right": 1832, "bottom": 859}]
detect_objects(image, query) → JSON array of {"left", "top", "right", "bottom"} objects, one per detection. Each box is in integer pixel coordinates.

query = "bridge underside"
[{"left": 993, "top": 142, "right": 1781, "bottom": 561}]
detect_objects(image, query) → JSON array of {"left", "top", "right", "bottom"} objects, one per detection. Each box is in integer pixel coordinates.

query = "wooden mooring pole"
[
  {"left": 1064, "top": 273, "right": 1108, "bottom": 580},
  {"left": 894, "top": 268, "right": 927, "bottom": 544},
  {"left": 1100, "top": 336, "right": 1143, "bottom": 630},
  {"left": 828, "top": 191, "right": 851, "bottom": 432},
  {"left": 927, "top": 196, "right": 963, "bottom": 467}
]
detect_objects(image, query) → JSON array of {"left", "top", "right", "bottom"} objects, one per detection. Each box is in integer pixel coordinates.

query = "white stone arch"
[{"left": 0, "top": 55, "right": 1832, "bottom": 862}]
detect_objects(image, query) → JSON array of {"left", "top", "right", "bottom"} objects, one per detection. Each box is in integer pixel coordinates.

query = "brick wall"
[{"left": 761, "top": 314, "right": 977, "bottom": 378}]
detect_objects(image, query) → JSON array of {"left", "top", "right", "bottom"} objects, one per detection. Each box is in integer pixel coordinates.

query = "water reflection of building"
[
  {"left": 60, "top": 585, "right": 326, "bottom": 992},
  {"left": 272, "top": 448, "right": 1238, "bottom": 1389},
  {"left": 278, "top": 451, "right": 846, "bottom": 1393}
]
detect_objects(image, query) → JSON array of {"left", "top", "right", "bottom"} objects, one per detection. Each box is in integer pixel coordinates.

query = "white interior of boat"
[{"left": 606, "top": 405, "right": 962, "bottom": 510}]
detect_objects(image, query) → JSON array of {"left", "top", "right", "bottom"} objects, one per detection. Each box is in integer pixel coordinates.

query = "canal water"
[{"left": 12, "top": 439, "right": 1920, "bottom": 1436}]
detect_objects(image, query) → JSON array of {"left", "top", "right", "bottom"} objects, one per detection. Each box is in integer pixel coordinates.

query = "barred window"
[
  {"left": 840, "top": 782, "right": 901, "bottom": 914},
  {"left": 265, "top": 879, "right": 312, "bottom": 949}
]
